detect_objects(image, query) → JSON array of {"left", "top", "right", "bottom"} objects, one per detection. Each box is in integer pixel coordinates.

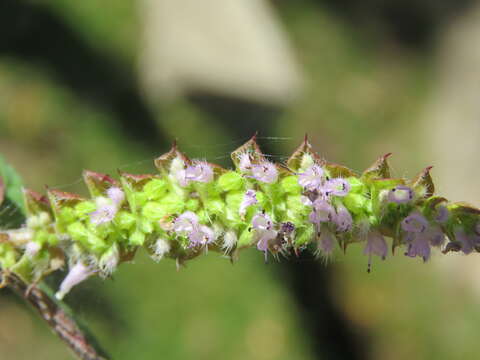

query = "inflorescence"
[{"left": 1, "top": 135, "right": 479, "bottom": 300}]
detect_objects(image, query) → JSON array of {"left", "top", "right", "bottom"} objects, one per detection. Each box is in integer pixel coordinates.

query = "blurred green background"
[{"left": 1, "top": 0, "right": 480, "bottom": 359}]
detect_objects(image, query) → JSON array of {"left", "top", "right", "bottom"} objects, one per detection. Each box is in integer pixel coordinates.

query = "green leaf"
[{"left": 0, "top": 154, "right": 26, "bottom": 228}]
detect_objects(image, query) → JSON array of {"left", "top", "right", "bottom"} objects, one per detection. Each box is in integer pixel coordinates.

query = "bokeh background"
[{"left": 1, "top": 1, "right": 480, "bottom": 359}]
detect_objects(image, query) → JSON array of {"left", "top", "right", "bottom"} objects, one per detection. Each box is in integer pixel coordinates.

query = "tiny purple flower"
[
  {"left": 252, "top": 213, "right": 278, "bottom": 259},
  {"left": 317, "top": 227, "right": 335, "bottom": 255},
  {"left": 25, "top": 241, "right": 41, "bottom": 258},
  {"left": 55, "top": 262, "right": 95, "bottom": 300},
  {"left": 401, "top": 212, "right": 433, "bottom": 261},
  {"left": 427, "top": 226, "right": 446, "bottom": 247},
  {"left": 239, "top": 153, "right": 252, "bottom": 173},
  {"left": 387, "top": 185, "right": 414, "bottom": 204},
  {"left": 239, "top": 189, "right": 258, "bottom": 217},
  {"left": 363, "top": 230, "right": 388, "bottom": 272},
  {"left": 333, "top": 204, "right": 353, "bottom": 232},
  {"left": 173, "top": 211, "right": 199, "bottom": 234},
  {"left": 185, "top": 161, "right": 214, "bottom": 183},
  {"left": 257, "top": 231, "right": 277, "bottom": 254},
  {"left": 106, "top": 186, "right": 124, "bottom": 206},
  {"left": 401, "top": 212, "right": 429, "bottom": 233},
  {"left": 298, "top": 165, "right": 324, "bottom": 191},
  {"left": 170, "top": 158, "right": 189, "bottom": 186},
  {"left": 90, "top": 203, "right": 118, "bottom": 226},
  {"left": 405, "top": 234, "right": 431, "bottom": 262},
  {"left": 325, "top": 178, "right": 350, "bottom": 197},
  {"left": 280, "top": 222, "right": 295, "bottom": 235},
  {"left": 309, "top": 199, "right": 335, "bottom": 224},
  {"left": 173, "top": 169, "right": 187, "bottom": 186},
  {"left": 90, "top": 187, "right": 125, "bottom": 226},
  {"left": 252, "top": 213, "right": 274, "bottom": 231},
  {"left": 251, "top": 162, "right": 278, "bottom": 184},
  {"left": 188, "top": 225, "right": 216, "bottom": 247}
]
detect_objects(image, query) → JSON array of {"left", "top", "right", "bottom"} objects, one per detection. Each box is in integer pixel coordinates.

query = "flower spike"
[{"left": 0, "top": 137, "right": 479, "bottom": 297}]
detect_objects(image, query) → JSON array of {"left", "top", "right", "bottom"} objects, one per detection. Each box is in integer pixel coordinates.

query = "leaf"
[{"left": 0, "top": 154, "right": 26, "bottom": 229}]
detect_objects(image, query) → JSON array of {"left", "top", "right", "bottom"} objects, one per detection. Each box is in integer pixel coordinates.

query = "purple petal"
[
  {"left": 173, "top": 168, "right": 189, "bottom": 187},
  {"left": 169, "top": 157, "right": 189, "bottom": 187},
  {"left": 55, "top": 262, "right": 94, "bottom": 300},
  {"left": 333, "top": 204, "right": 352, "bottom": 232},
  {"left": 427, "top": 226, "right": 446, "bottom": 247},
  {"left": 401, "top": 212, "right": 428, "bottom": 233},
  {"left": 280, "top": 222, "right": 295, "bottom": 234},
  {"left": 388, "top": 185, "right": 414, "bottom": 204},
  {"left": 309, "top": 211, "right": 322, "bottom": 225},
  {"left": 363, "top": 230, "right": 388, "bottom": 259},
  {"left": 25, "top": 241, "right": 41, "bottom": 258},
  {"left": 239, "top": 189, "right": 258, "bottom": 216},
  {"left": 239, "top": 153, "right": 252, "bottom": 173},
  {"left": 363, "top": 230, "right": 388, "bottom": 272},
  {"left": 90, "top": 203, "right": 118, "bottom": 225},
  {"left": 252, "top": 213, "right": 274, "bottom": 231},
  {"left": 188, "top": 229, "right": 204, "bottom": 246},
  {"left": 256, "top": 230, "right": 277, "bottom": 252},
  {"left": 311, "top": 199, "right": 335, "bottom": 223},
  {"left": 251, "top": 162, "right": 278, "bottom": 184},
  {"left": 199, "top": 225, "right": 216, "bottom": 244},
  {"left": 318, "top": 227, "right": 335, "bottom": 255},
  {"left": 173, "top": 211, "right": 199, "bottom": 234},
  {"left": 185, "top": 162, "right": 214, "bottom": 183},
  {"left": 187, "top": 225, "right": 216, "bottom": 247},
  {"left": 298, "top": 165, "right": 324, "bottom": 191},
  {"left": 405, "top": 233, "right": 431, "bottom": 262},
  {"left": 326, "top": 178, "right": 350, "bottom": 197},
  {"left": 107, "top": 187, "right": 125, "bottom": 205}
]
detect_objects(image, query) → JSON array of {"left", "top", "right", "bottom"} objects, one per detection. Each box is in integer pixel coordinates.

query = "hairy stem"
[{"left": 1, "top": 271, "right": 109, "bottom": 360}]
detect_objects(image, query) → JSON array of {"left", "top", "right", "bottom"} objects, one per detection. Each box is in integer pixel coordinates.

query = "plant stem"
[{"left": 1, "top": 271, "right": 110, "bottom": 360}]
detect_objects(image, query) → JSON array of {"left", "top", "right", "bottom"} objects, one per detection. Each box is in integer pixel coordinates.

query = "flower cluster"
[{"left": 1, "top": 135, "right": 479, "bottom": 300}]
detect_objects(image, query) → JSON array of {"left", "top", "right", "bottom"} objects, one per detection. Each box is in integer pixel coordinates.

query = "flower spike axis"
[{"left": 0, "top": 134, "right": 479, "bottom": 300}]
